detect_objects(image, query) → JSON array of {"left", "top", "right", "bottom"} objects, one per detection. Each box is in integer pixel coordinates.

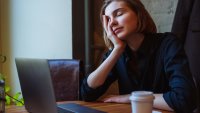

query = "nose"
[{"left": 109, "top": 17, "right": 118, "bottom": 27}]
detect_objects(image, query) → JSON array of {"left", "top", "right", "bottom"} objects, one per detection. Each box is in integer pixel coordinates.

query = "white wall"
[{"left": 1, "top": 0, "right": 72, "bottom": 94}]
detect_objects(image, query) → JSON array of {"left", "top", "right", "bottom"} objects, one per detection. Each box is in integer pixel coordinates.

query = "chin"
[{"left": 117, "top": 34, "right": 127, "bottom": 40}]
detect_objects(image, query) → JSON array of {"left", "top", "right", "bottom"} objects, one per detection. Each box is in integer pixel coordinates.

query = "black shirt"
[{"left": 81, "top": 33, "right": 196, "bottom": 113}]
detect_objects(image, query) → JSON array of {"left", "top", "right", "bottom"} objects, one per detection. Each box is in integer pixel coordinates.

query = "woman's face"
[
  {"left": 104, "top": 1, "right": 138, "bottom": 40},
  {"left": 105, "top": 1, "right": 138, "bottom": 40}
]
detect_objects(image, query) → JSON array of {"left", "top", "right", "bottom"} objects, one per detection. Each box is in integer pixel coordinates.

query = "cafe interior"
[{"left": 0, "top": 0, "right": 200, "bottom": 113}]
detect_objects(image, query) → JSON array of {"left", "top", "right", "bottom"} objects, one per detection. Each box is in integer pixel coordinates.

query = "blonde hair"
[{"left": 100, "top": 0, "right": 157, "bottom": 49}]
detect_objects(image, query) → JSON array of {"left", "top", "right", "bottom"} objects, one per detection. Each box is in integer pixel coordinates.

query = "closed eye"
[
  {"left": 116, "top": 11, "right": 123, "bottom": 16},
  {"left": 113, "top": 8, "right": 127, "bottom": 17}
]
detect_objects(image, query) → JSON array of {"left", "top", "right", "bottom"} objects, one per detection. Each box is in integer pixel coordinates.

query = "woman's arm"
[
  {"left": 87, "top": 47, "right": 124, "bottom": 88},
  {"left": 153, "top": 94, "right": 173, "bottom": 111},
  {"left": 101, "top": 94, "right": 173, "bottom": 111},
  {"left": 87, "top": 15, "right": 126, "bottom": 88},
  {"left": 162, "top": 34, "right": 197, "bottom": 112},
  {"left": 81, "top": 15, "right": 126, "bottom": 101}
]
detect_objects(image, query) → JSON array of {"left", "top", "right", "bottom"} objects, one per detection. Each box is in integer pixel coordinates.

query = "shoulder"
[
  {"left": 161, "top": 32, "right": 180, "bottom": 42},
  {"left": 145, "top": 32, "right": 185, "bottom": 57},
  {"left": 145, "top": 32, "right": 180, "bottom": 43},
  {"left": 144, "top": 32, "right": 182, "bottom": 50},
  {"left": 157, "top": 33, "right": 185, "bottom": 58},
  {"left": 160, "top": 32, "right": 183, "bottom": 48},
  {"left": 150, "top": 32, "right": 183, "bottom": 49}
]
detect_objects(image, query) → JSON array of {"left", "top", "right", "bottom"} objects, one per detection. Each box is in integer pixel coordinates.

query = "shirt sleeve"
[
  {"left": 81, "top": 51, "right": 118, "bottom": 101},
  {"left": 162, "top": 34, "right": 197, "bottom": 113}
]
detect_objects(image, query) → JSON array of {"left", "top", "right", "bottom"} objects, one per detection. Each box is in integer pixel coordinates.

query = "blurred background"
[{"left": 0, "top": 0, "right": 178, "bottom": 96}]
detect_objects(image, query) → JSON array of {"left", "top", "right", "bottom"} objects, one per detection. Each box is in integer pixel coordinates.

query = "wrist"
[{"left": 113, "top": 45, "right": 125, "bottom": 54}]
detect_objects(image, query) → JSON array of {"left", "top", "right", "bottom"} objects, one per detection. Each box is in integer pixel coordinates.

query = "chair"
[{"left": 48, "top": 59, "right": 84, "bottom": 101}]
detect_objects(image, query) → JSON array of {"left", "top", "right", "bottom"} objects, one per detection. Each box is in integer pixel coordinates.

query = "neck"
[{"left": 126, "top": 33, "right": 144, "bottom": 52}]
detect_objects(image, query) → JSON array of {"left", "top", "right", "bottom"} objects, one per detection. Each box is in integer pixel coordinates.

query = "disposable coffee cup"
[{"left": 129, "top": 91, "right": 155, "bottom": 113}]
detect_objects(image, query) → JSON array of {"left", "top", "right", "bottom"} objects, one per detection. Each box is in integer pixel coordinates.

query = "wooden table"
[{"left": 6, "top": 101, "right": 174, "bottom": 113}]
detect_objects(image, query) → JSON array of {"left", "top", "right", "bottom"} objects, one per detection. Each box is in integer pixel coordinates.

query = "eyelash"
[{"left": 106, "top": 11, "right": 124, "bottom": 22}]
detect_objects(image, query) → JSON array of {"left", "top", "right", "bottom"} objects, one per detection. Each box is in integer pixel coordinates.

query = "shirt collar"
[
  {"left": 125, "top": 33, "right": 156, "bottom": 58},
  {"left": 137, "top": 33, "right": 155, "bottom": 56}
]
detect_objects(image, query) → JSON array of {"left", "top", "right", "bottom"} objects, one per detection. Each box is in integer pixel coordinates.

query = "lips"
[{"left": 113, "top": 27, "right": 123, "bottom": 34}]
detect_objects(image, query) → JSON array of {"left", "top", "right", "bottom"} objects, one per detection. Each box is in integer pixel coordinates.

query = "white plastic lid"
[{"left": 129, "top": 91, "right": 155, "bottom": 102}]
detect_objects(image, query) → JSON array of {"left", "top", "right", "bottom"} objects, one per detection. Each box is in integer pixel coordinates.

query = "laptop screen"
[
  {"left": 15, "top": 58, "right": 58, "bottom": 113},
  {"left": 16, "top": 58, "right": 106, "bottom": 113}
]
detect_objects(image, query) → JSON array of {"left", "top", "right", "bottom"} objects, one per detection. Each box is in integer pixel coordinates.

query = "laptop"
[{"left": 15, "top": 58, "right": 106, "bottom": 113}]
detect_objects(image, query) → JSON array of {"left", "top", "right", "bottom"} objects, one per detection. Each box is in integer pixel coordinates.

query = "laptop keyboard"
[
  {"left": 57, "top": 103, "right": 106, "bottom": 113},
  {"left": 57, "top": 106, "right": 77, "bottom": 113}
]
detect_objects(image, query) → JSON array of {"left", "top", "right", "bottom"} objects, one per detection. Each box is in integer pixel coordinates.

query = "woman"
[{"left": 81, "top": 0, "right": 196, "bottom": 112}]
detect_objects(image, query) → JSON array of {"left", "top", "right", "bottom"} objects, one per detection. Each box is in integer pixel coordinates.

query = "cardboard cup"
[{"left": 129, "top": 91, "right": 155, "bottom": 113}]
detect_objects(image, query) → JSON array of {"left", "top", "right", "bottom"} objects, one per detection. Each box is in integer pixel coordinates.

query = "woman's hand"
[
  {"left": 103, "top": 15, "right": 126, "bottom": 51},
  {"left": 101, "top": 94, "right": 131, "bottom": 104}
]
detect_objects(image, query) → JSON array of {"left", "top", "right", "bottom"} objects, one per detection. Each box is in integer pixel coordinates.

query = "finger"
[
  {"left": 99, "top": 97, "right": 108, "bottom": 102},
  {"left": 103, "top": 98, "right": 113, "bottom": 103},
  {"left": 103, "top": 15, "right": 108, "bottom": 33},
  {"left": 107, "top": 21, "right": 114, "bottom": 36},
  {"left": 101, "top": 95, "right": 114, "bottom": 102}
]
